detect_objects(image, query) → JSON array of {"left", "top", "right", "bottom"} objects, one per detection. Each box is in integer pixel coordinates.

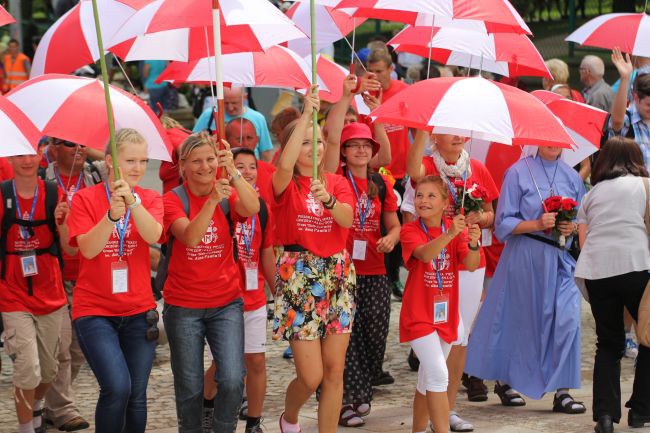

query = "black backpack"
[
  {"left": 153, "top": 185, "right": 268, "bottom": 299},
  {"left": 0, "top": 180, "right": 63, "bottom": 296}
]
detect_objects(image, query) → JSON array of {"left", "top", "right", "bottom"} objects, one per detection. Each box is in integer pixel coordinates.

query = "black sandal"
[
  {"left": 462, "top": 374, "right": 488, "bottom": 402},
  {"left": 552, "top": 393, "right": 586, "bottom": 414},
  {"left": 339, "top": 405, "right": 365, "bottom": 427},
  {"left": 494, "top": 382, "right": 526, "bottom": 406}
]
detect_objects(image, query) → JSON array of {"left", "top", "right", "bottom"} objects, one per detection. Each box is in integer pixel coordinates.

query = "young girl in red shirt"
[
  {"left": 400, "top": 176, "right": 480, "bottom": 433},
  {"left": 271, "top": 88, "right": 356, "bottom": 433}
]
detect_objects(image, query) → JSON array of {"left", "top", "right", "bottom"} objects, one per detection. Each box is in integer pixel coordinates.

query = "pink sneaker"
[{"left": 279, "top": 412, "right": 302, "bottom": 433}]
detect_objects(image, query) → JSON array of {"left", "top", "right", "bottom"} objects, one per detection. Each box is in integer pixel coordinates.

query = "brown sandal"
[
  {"left": 462, "top": 374, "right": 488, "bottom": 402},
  {"left": 339, "top": 405, "right": 365, "bottom": 427}
]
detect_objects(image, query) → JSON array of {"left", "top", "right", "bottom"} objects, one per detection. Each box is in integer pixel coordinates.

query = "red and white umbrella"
[
  {"left": 0, "top": 96, "right": 40, "bottom": 156},
  {"left": 0, "top": 5, "right": 15, "bottom": 26},
  {"left": 31, "top": 0, "right": 143, "bottom": 78},
  {"left": 370, "top": 77, "right": 575, "bottom": 148},
  {"left": 335, "top": 0, "right": 531, "bottom": 34},
  {"left": 389, "top": 25, "right": 551, "bottom": 79},
  {"left": 156, "top": 45, "right": 316, "bottom": 90},
  {"left": 7, "top": 75, "right": 172, "bottom": 161},
  {"left": 467, "top": 90, "right": 607, "bottom": 184},
  {"left": 107, "top": 0, "right": 306, "bottom": 61},
  {"left": 285, "top": 1, "right": 365, "bottom": 57},
  {"left": 566, "top": 13, "right": 650, "bottom": 57}
]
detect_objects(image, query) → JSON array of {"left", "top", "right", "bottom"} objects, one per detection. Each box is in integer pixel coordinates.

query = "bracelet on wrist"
[
  {"left": 468, "top": 242, "right": 480, "bottom": 251},
  {"left": 323, "top": 195, "right": 337, "bottom": 210},
  {"left": 106, "top": 210, "right": 120, "bottom": 224}
]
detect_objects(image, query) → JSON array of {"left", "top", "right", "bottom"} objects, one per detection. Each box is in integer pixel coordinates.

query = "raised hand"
[
  {"left": 449, "top": 214, "right": 467, "bottom": 237},
  {"left": 310, "top": 179, "right": 330, "bottom": 203},
  {"left": 612, "top": 47, "right": 633, "bottom": 80}
]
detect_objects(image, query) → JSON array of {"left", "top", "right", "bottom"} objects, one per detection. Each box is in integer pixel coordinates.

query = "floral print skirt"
[{"left": 272, "top": 248, "right": 356, "bottom": 341}]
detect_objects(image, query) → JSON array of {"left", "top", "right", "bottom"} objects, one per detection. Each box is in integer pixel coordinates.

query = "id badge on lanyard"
[
  {"left": 481, "top": 228, "right": 493, "bottom": 247},
  {"left": 245, "top": 262, "right": 259, "bottom": 291},
  {"left": 242, "top": 217, "right": 258, "bottom": 290},
  {"left": 352, "top": 238, "right": 367, "bottom": 261},
  {"left": 433, "top": 291, "right": 449, "bottom": 324},
  {"left": 348, "top": 171, "right": 371, "bottom": 262},
  {"left": 20, "top": 252, "right": 38, "bottom": 277},
  {"left": 111, "top": 261, "right": 129, "bottom": 294}
]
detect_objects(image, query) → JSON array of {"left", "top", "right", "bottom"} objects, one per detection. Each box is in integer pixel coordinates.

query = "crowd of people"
[{"left": 1, "top": 18, "right": 650, "bottom": 433}]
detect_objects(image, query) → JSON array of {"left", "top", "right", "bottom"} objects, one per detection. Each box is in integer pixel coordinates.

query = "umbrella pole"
[
  {"left": 426, "top": 16, "right": 435, "bottom": 79},
  {"left": 310, "top": 0, "right": 318, "bottom": 180},
  {"left": 213, "top": 0, "right": 226, "bottom": 178},
  {"left": 112, "top": 54, "right": 138, "bottom": 96},
  {"left": 90, "top": 0, "right": 119, "bottom": 180}
]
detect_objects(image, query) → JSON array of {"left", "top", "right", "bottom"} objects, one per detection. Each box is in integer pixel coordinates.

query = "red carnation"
[
  {"left": 470, "top": 188, "right": 483, "bottom": 199},
  {"left": 453, "top": 179, "right": 466, "bottom": 188}
]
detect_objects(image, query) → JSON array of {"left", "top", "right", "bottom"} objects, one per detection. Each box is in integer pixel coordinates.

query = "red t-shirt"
[
  {"left": 421, "top": 158, "right": 499, "bottom": 270},
  {"left": 234, "top": 203, "right": 274, "bottom": 311},
  {"left": 382, "top": 80, "right": 410, "bottom": 179},
  {"left": 162, "top": 187, "right": 241, "bottom": 309},
  {"left": 55, "top": 171, "right": 86, "bottom": 281},
  {"left": 272, "top": 174, "right": 354, "bottom": 257},
  {"left": 399, "top": 220, "right": 468, "bottom": 344},
  {"left": 0, "top": 158, "right": 14, "bottom": 181},
  {"left": 68, "top": 183, "right": 161, "bottom": 319},
  {"left": 0, "top": 180, "right": 67, "bottom": 315},
  {"left": 345, "top": 172, "right": 398, "bottom": 275},
  {"left": 256, "top": 160, "right": 275, "bottom": 204},
  {"left": 159, "top": 127, "right": 191, "bottom": 194}
]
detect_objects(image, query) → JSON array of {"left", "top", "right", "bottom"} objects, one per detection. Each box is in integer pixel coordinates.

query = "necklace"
[{"left": 540, "top": 156, "right": 559, "bottom": 197}]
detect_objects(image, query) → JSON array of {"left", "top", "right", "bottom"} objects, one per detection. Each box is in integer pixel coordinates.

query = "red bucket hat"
[{"left": 340, "top": 122, "right": 380, "bottom": 158}]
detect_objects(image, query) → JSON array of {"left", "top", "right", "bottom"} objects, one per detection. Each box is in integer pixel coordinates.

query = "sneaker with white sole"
[
  {"left": 202, "top": 406, "right": 213, "bottom": 433},
  {"left": 625, "top": 337, "right": 639, "bottom": 359}
]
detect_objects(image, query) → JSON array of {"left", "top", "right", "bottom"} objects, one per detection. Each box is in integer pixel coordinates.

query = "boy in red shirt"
[
  {"left": 400, "top": 176, "right": 480, "bottom": 433},
  {"left": 1, "top": 153, "right": 67, "bottom": 433}
]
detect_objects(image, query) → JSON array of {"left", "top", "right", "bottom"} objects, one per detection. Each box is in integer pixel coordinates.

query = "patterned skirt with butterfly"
[{"left": 272, "top": 248, "right": 356, "bottom": 341}]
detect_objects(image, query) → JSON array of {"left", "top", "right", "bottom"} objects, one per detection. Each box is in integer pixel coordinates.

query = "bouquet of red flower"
[
  {"left": 543, "top": 195, "right": 579, "bottom": 247},
  {"left": 451, "top": 179, "right": 488, "bottom": 215}
]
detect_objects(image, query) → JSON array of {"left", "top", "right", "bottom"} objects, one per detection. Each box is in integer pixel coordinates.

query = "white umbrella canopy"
[{"left": 0, "top": 96, "right": 40, "bottom": 157}]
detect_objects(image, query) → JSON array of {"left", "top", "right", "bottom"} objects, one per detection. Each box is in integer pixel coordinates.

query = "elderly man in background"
[
  {"left": 193, "top": 87, "right": 275, "bottom": 162},
  {"left": 580, "top": 55, "right": 614, "bottom": 112}
]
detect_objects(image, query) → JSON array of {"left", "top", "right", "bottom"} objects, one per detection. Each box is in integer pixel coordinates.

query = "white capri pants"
[
  {"left": 458, "top": 267, "right": 486, "bottom": 346},
  {"left": 410, "top": 332, "right": 452, "bottom": 394}
]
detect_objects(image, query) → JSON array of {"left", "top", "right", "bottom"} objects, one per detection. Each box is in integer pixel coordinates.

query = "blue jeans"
[
  {"left": 75, "top": 313, "right": 156, "bottom": 433},
  {"left": 148, "top": 86, "right": 171, "bottom": 113},
  {"left": 163, "top": 298, "right": 245, "bottom": 433}
]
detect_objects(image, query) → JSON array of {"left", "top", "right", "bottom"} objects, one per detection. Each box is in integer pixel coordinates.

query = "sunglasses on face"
[
  {"left": 53, "top": 139, "right": 85, "bottom": 149},
  {"left": 344, "top": 143, "right": 373, "bottom": 150},
  {"left": 145, "top": 309, "right": 160, "bottom": 342}
]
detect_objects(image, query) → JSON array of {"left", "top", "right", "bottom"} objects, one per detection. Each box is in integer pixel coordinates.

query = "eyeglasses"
[
  {"left": 344, "top": 143, "right": 373, "bottom": 150},
  {"left": 145, "top": 309, "right": 160, "bottom": 342}
]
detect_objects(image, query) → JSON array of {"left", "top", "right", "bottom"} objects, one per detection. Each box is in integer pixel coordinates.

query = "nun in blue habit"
[{"left": 465, "top": 146, "right": 586, "bottom": 413}]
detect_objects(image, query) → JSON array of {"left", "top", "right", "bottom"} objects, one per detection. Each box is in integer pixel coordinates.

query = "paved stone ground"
[{"left": 1, "top": 299, "right": 649, "bottom": 433}]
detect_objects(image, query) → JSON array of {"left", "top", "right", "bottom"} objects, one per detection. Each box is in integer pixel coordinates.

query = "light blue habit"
[{"left": 465, "top": 155, "right": 586, "bottom": 399}]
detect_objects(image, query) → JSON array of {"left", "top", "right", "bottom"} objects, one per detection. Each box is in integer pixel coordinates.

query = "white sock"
[
  {"left": 18, "top": 422, "right": 35, "bottom": 433},
  {"left": 626, "top": 331, "right": 634, "bottom": 339},
  {"left": 32, "top": 399, "right": 44, "bottom": 428}
]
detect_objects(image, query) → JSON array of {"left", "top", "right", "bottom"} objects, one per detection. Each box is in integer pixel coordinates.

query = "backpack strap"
[
  {"left": 219, "top": 198, "right": 239, "bottom": 262},
  {"left": 625, "top": 109, "right": 635, "bottom": 139},
  {"left": 0, "top": 180, "right": 15, "bottom": 279},
  {"left": 258, "top": 198, "right": 268, "bottom": 237},
  {"left": 44, "top": 180, "right": 63, "bottom": 269},
  {"left": 369, "top": 171, "right": 388, "bottom": 236}
]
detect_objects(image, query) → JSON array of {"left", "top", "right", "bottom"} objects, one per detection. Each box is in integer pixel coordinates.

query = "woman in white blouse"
[{"left": 576, "top": 136, "right": 650, "bottom": 433}]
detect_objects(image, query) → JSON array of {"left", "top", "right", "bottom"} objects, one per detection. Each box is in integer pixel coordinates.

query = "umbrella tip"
[{"left": 156, "top": 102, "right": 164, "bottom": 119}]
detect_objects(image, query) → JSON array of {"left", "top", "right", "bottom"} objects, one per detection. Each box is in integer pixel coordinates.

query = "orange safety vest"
[{"left": 3, "top": 52, "right": 30, "bottom": 91}]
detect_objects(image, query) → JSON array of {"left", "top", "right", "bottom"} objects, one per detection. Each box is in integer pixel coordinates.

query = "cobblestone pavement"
[{"left": 1, "top": 299, "right": 648, "bottom": 433}]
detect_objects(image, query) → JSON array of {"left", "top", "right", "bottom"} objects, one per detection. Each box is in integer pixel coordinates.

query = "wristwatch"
[
  {"left": 127, "top": 192, "right": 141, "bottom": 210},
  {"left": 468, "top": 241, "right": 481, "bottom": 251},
  {"left": 230, "top": 170, "right": 243, "bottom": 183}
]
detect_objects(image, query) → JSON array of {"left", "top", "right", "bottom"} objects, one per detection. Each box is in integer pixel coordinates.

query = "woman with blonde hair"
[
  {"left": 272, "top": 87, "right": 356, "bottom": 433},
  {"left": 67, "top": 128, "right": 163, "bottom": 433},
  {"left": 162, "top": 131, "right": 259, "bottom": 433},
  {"left": 543, "top": 58, "right": 585, "bottom": 103}
]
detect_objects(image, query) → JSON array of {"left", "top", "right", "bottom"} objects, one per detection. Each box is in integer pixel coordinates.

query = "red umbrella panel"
[{"left": 0, "top": 4, "right": 15, "bottom": 26}]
